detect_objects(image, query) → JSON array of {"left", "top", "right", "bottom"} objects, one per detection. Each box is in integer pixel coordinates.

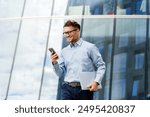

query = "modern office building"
[{"left": 0, "top": 0, "right": 149, "bottom": 100}]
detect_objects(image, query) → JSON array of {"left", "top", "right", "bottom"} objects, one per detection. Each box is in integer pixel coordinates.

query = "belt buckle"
[
  {"left": 71, "top": 82, "right": 77, "bottom": 87},
  {"left": 69, "top": 82, "right": 80, "bottom": 87}
]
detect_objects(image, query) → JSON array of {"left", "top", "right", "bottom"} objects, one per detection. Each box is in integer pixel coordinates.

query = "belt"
[{"left": 65, "top": 82, "right": 81, "bottom": 87}]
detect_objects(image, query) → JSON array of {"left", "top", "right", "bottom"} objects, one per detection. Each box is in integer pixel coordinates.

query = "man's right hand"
[{"left": 50, "top": 53, "right": 59, "bottom": 64}]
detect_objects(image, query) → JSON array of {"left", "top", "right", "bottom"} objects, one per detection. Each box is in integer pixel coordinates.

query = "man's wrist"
[
  {"left": 95, "top": 81, "right": 99, "bottom": 86},
  {"left": 52, "top": 61, "right": 58, "bottom": 65}
]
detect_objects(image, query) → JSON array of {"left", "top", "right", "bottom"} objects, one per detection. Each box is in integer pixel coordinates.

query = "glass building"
[{"left": 0, "top": 0, "right": 149, "bottom": 100}]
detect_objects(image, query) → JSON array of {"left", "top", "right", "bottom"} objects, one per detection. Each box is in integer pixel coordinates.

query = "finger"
[
  {"left": 51, "top": 53, "right": 57, "bottom": 57},
  {"left": 90, "top": 88, "right": 95, "bottom": 91},
  {"left": 89, "top": 85, "right": 97, "bottom": 91},
  {"left": 53, "top": 55, "right": 58, "bottom": 59},
  {"left": 87, "top": 84, "right": 92, "bottom": 90},
  {"left": 87, "top": 84, "right": 91, "bottom": 88},
  {"left": 88, "top": 86, "right": 94, "bottom": 91},
  {"left": 51, "top": 54, "right": 58, "bottom": 59}
]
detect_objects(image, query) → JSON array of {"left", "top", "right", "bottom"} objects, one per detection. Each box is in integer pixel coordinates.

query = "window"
[
  {"left": 132, "top": 80, "right": 140, "bottom": 96},
  {"left": 0, "top": 0, "right": 24, "bottom": 17},
  {"left": 113, "top": 53, "right": 127, "bottom": 73},
  {"left": 7, "top": 19, "right": 50, "bottom": 99},
  {"left": 135, "top": 53, "right": 144, "bottom": 70},
  {"left": 117, "top": 0, "right": 146, "bottom": 15},
  {"left": 0, "top": 21, "right": 20, "bottom": 99},
  {"left": 111, "top": 79, "right": 126, "bottom": 99},
  {"left": 135, "top": 25, "right": 146, "bottom": 44},
  {"left": 118, "top": 33, "right": 128, "bottom": 48},
  {"left": 131, "top": 75, "right": 145, "bottom": 99}
]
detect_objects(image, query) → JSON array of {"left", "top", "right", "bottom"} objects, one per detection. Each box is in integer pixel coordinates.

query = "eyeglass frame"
[{"left": 63, "top": 29, "right": 77, "bottom": 36}]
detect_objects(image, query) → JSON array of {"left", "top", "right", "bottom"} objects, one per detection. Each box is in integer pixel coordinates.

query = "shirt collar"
[{"left": 70, "top": 38, "right": 83, "bottom": 48}]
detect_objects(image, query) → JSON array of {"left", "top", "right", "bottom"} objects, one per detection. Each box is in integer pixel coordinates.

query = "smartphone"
[{"left": 48, "top": 48, "right": 56, "bottom": 55}]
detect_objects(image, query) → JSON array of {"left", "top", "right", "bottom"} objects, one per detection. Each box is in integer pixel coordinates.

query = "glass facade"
[{"left": 0, "top": 0, "right": 149, "bottom": 100}]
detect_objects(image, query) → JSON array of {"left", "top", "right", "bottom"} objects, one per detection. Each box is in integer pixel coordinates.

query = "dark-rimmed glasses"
[{"left": 63, "top": 29, "right": 77, "bottom": 36}]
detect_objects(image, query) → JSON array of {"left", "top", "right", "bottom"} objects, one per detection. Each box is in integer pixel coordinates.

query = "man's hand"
[
  {"left": 87, "top": 82, "right": 99, "bottom": 91},
  {"left": 50, "top": 53, "right": 59, "bottom": 64}
]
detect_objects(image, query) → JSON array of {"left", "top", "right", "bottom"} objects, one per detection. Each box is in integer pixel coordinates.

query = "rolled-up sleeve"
[
  {"left": 90, "top": 45, "right": 106, "bottom": 84},
  {"left": 53, "top": 53, "right": 66, "bottom": 77}
]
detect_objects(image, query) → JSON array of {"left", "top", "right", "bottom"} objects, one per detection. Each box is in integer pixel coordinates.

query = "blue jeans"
[{"left": 60, "top": 82, "right": 93, "bottom": 100}]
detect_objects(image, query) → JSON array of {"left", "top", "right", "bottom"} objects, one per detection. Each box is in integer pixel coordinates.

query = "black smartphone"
[{"left": 48, "top": 48, "right": 56, "bottom": 55}]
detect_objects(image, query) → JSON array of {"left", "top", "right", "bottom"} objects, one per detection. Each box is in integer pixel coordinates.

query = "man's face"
[{"left": 63, "top": 26, "right": 80, "bottom": 44}]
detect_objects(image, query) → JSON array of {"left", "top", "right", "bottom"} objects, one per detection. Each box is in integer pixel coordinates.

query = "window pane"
[
  {"left": 132, "top": 80, "right": 140, "bottom": 96},
  {"left": 7, "top": 19, "right": 50, "bottom": 99},
  {"left": 40, "top": 19, "right": 64, "bottom": 100},
  {"left": 135, "top": 53, "right": 144, "bottom": 69},
  {"left": 0, "top": 21, "right": 20, "bottom": 99},
  {"left": 82, "top": 18, "right": 113, "bottom": 99},
  {"left": 67, "top": 0, "right": 84, "bottom": 15},
  {"left": 53, "top": 0, "right": 68, "bottom": 15},
  {"left": 117, "top": 0, "right": 147, "bottom": 15},
  {"left": 112, "top": 53, "right": 127, "bottom": 99},
  {"left": 0, "top": 0, "right": 24, "bottom": 17},
  {"left": 112, "top": 79, "right": 126, "bottom": 99},
  {"left": 23, "top": 0, "right": 53, "bottom": 16},
  {"left": 113, "top": 53, "right": 127, "bottom": 73},
  {"left": 104, "top": 85, "right": 109, "bottom": 100},
  {"left": 113, "top": 18, "right": 147, "bottom": 99},
  {"left": 103, "top": 0, "right": 115, "bottom": 15},
  {"left": 135, "top": 22, "right": 146, "bottom": 44},
  {"left": 85, "top": 0, "right": 104, "bottom": 15},
  {"left": 132, "top": 75, "right": 145, "bottom": 99},
  {"left": 67, "top": 0, "right": 115, "bottom": 15},
  {"left": 118, "top": 33, "right": 128, "bottom": 48}
]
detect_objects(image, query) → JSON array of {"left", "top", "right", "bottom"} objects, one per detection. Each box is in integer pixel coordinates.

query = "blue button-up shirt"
[{"left": 53, "top": 39, "right": 105, "bottom": 84}]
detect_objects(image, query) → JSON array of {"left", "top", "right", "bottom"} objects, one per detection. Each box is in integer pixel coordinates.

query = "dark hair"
[{"left": 63, "top": 19, "right": 80, "bottom": 30}]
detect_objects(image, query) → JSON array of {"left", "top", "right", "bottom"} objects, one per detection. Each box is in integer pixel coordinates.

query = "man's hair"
[{"left": 63, "top": 19, "right": 80, "bottom": 30}]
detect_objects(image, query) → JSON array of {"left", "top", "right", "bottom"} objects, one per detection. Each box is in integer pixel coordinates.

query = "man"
[{"left": 51, "top": 19, "right": 105, "bottom": 100}]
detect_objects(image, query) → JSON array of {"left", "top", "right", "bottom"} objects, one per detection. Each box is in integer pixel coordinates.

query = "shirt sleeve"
[
  {"left": 52, "top": 52, "right": 66, "bottom": 77},
  {"left": 90, "top": 45, "right": 106, "bottom": 84}
]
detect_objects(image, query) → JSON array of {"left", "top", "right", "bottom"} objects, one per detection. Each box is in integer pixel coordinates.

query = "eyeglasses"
[{"left": 63, "top": 29, "right": 77, "bottom": 35}]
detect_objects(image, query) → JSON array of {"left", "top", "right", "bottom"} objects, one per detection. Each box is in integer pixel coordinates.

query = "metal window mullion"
[
  {"left": 79, "top": 0, "right": 85, "bottom": 37},
  {"left": 108, "top": 0, "right": 117, "bottom": 100},
  {"left": 108, "top": 17, "right": 117, "bottom": 100},
  {"left": 4, "top": 0, "right": 27, "bottom": 100},
  {"left": 145, "top": 15, "right": 149, "bottom": 99},
  {"left": 147, "top": 0, "right": 149, "bottom": 15},
  {"left": 38, "top": 0, "right": 55, "bottom": 100}
]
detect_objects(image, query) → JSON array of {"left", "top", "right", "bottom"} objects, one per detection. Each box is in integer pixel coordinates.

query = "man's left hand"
[{"left": 87, "top": 82, "right": 99, "bottom": 91}]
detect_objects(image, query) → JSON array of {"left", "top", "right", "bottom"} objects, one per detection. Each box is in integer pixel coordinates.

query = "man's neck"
[{"left": 72, "top": 38, "right": 80, "bottom": 45}]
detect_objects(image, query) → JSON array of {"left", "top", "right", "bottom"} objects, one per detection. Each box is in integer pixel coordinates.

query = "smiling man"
[{"left": 50, "top": 19, "right": 105, "bottom": 100}]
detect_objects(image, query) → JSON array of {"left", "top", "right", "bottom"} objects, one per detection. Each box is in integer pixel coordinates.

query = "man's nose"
[{"left": 66, "top": 34, "right": 70, "bottom": 38}]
